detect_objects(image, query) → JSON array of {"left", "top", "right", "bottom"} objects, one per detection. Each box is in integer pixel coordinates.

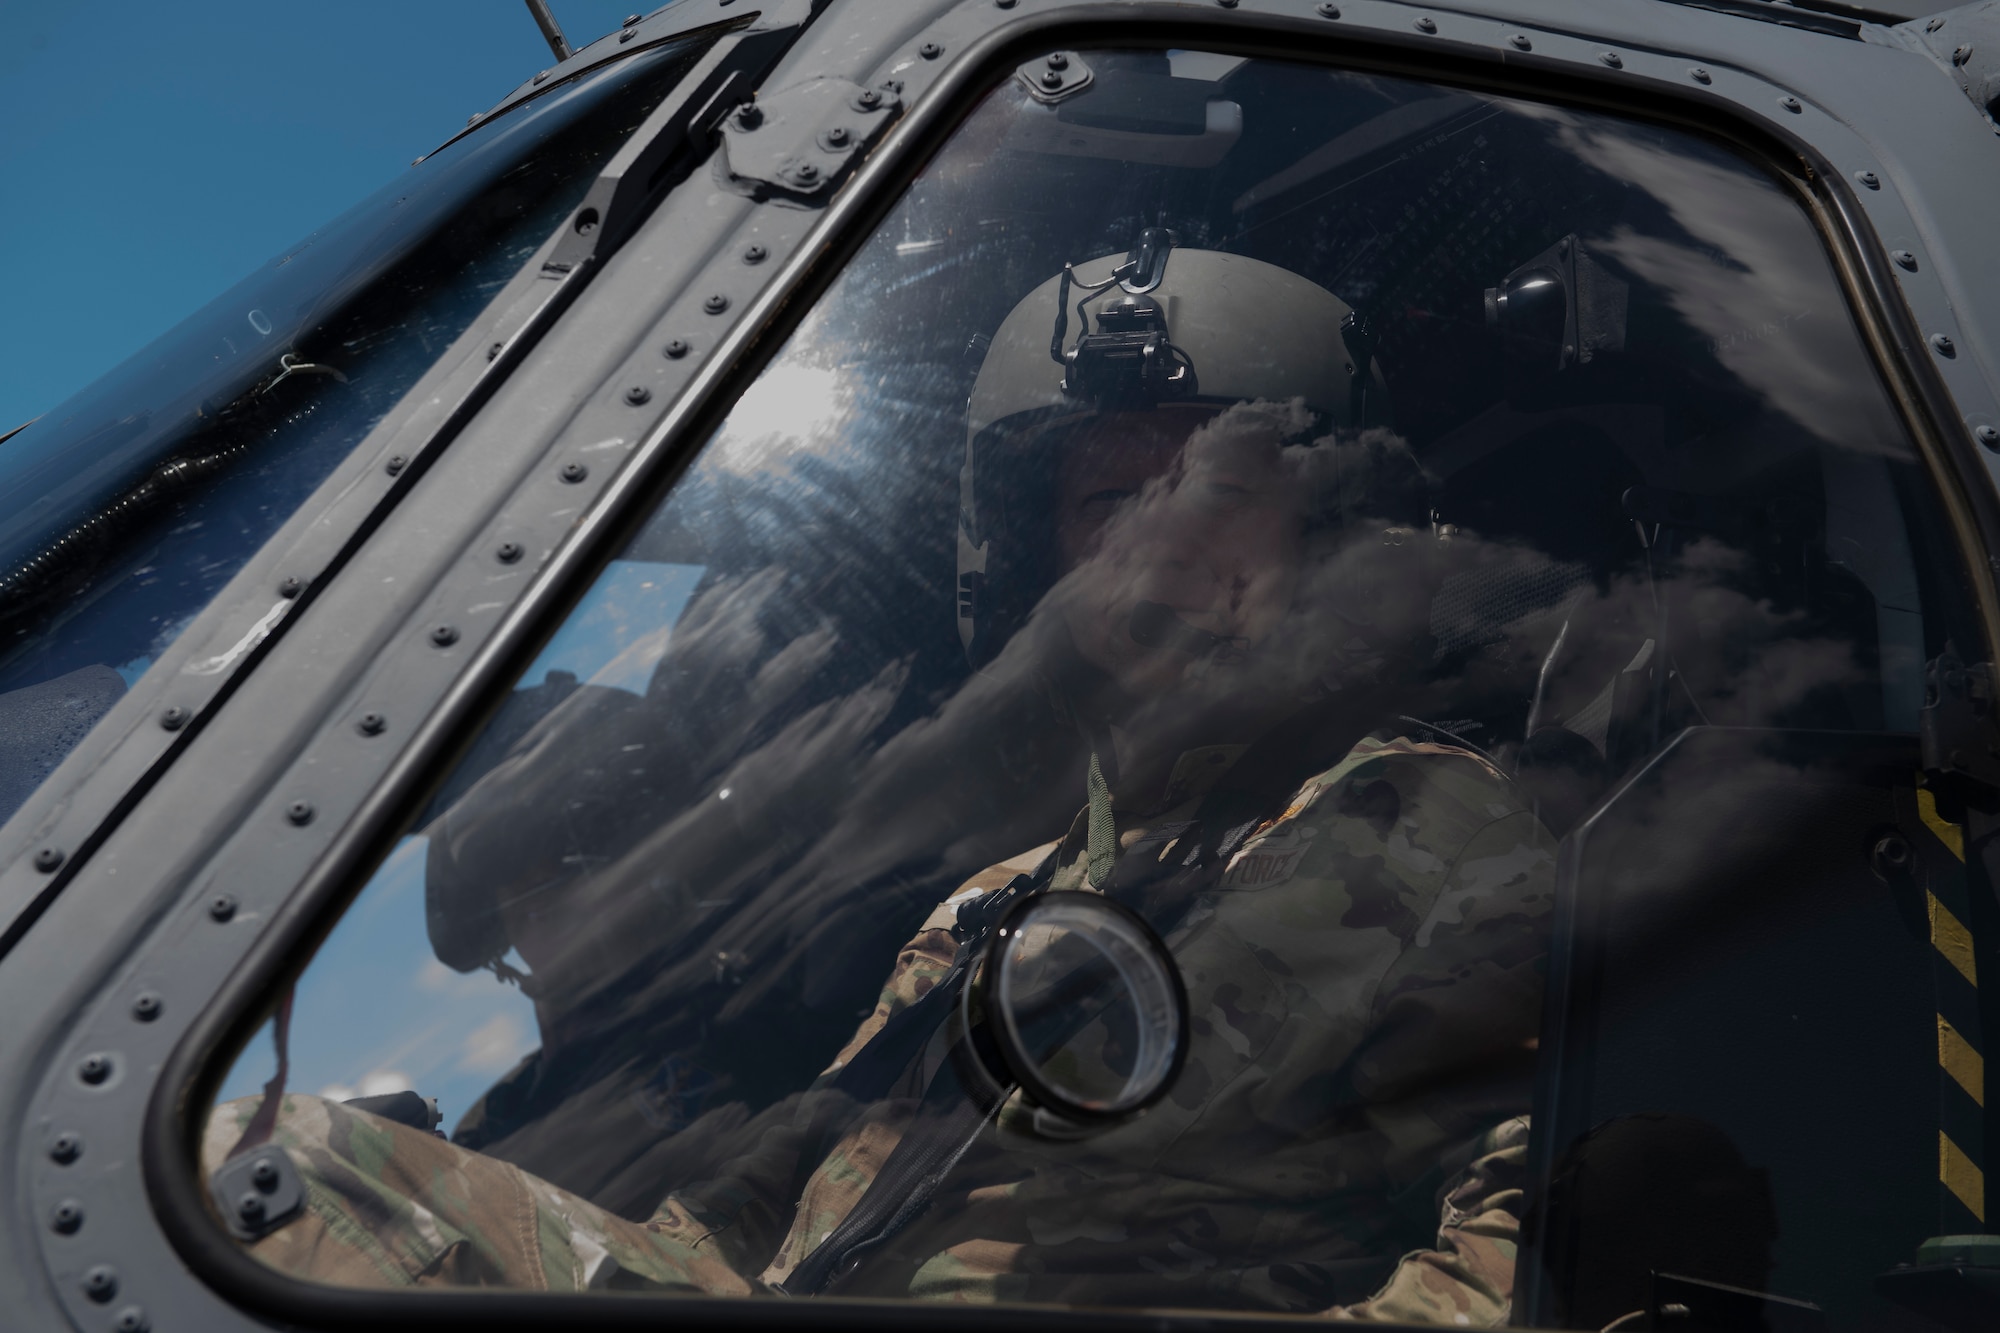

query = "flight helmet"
[{"left": 956, "top": 230, "right": 1392, "bottom": 665}]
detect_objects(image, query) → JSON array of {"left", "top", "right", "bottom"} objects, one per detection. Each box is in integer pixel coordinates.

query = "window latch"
[{"left": 1921, "top": 643, "right": 2000, "bottom": 790}]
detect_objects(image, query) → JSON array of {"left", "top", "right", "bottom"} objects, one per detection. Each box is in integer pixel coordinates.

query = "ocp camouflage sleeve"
[
  {"left": 758, "top": 734, "right": 1557, "bottom": 1315},
  {"left": 203, "top": 1093, "right": 754, "bottom": 1293},
  {"left": 211, "top": 733, "right": 1556, "bottom": 1322},
  {"left": 1326, "top": 1117, "right": 1532, "bottom": 1324}
]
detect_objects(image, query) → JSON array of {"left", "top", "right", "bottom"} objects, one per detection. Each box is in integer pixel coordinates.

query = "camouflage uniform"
[{"left": 207, "top": 731, "right": 1554, "bottom": 1321}]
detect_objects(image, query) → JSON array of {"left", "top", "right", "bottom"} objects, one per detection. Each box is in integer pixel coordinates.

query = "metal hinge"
[
  {"left": 720, "top": 76, "right": 902, "bottom": 196},
  {"left": 1922, "top": 643, "right": 2000, "bottom": 789}
]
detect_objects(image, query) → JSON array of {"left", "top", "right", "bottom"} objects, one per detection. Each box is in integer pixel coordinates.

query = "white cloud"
[
  {"left": 456, "top": 1013, "right": 530, "bottom": 1075},
  {"left": 589, "top": 621, "right": 676, "bottom": 695},
  {"left": 360, "top": 1068, "right": 412, "bottom": 1097},
  {"left": 414, "top": 956, "right": 515, "bottom": 1001},
  {"left": 320, "top": 1068, "right": 413, "bottom": 1101}
]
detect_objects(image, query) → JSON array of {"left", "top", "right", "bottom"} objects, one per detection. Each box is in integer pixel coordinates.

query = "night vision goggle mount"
[{"left": 1050, "top": 228, "right": 1199, "bottom": 405}]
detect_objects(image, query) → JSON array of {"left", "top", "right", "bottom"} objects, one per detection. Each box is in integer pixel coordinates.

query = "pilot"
[{"left": 206, "top": 239, "right": 1556, "bottom": 1323}]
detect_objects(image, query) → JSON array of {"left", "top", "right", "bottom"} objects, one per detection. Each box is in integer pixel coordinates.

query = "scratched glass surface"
[
  {"left": 209, "top": 50, "right": 1976, "bottom": 1329},
  {"left": 0, "top": 37, "right": 716, "bottom": 827}
]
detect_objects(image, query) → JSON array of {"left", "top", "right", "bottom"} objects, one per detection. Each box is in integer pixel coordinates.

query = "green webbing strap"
[{"left": 1087, "top": 751, "right": 1117, "bottom": 889}]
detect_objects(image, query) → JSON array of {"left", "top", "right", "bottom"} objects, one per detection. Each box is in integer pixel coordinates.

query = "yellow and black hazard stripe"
[{"left": 1918, "top": 787, "right": 1985, "bottom": 1228}]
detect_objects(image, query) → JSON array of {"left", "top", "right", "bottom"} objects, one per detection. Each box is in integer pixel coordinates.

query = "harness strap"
[
  {"left": 1085, "top": 751, "right": 1118, "bottom": 889},
  {"left": 226, "top": 986, "right": 295, "bottom": 1159}
]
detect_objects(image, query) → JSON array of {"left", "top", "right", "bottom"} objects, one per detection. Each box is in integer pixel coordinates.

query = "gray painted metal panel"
[{"left": 1, "top": 0, "right": 1996, "bottom": 1329}]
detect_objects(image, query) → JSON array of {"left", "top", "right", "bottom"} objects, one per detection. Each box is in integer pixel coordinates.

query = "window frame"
[{"left": 3, "top": 3, "right": 1989, "bottom": 1331}]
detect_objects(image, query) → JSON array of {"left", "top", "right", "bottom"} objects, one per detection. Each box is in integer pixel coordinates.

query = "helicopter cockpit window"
[
  {"left": 0, "top": 35, "right": 719, "bottom": 828},
  {"left": 201, "top": 48, "right": 1979, "bottom": 1330}
]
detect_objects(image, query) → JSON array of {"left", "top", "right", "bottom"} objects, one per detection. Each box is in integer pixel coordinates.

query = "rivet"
[
  {"left": 357, "top": 712, "right": 386, "bottom": 736},
  {"left": 1041, "top": 69, "right": 1065, "bottom": 89},
  {"left": 51, "top": 1200, "right": 83, "bottom": 1234},
  {"left": 83, "top": 1265, "right": 118, "bottom": 1303},
  {"left": 823, "top": 125, "right": 851, "bottom": 148},
  {"left": 159, "top": 706, "right": 188, "bottom": 732},
  {"left": 996, "top": 0, "right": 1016, "bottom": 7},
  {"left": 430, "top": 624, "right": 460, "bottom": 647},
  {"left": 1317, "top": 1, "right": 1340, "bottom": 14},
  {"left": 33, "top": 847, "right": 63, "bottom": 873},
  {"left": 560, "top": 461, "right": 589, "bottom": 484},
  {"left": 743, "top": 244, "right": 767, "bottom": 264},
  {"left": 1892, "top": 249, "right": 1917, "bottom": 270},
  {"left": 131, "top": 992, "right": 162, "bottom": 1022},
  {"left": 1955, "top": 43, "right": 1973, "bottom": 65},
  {"left": 465, "top": 113, "right": 482, "bottom": 127},
  {"left": 1600, "top": 50, "right": 1623, "bottom": 68},
  {"left": 790, "top": 161, "right": 820, "bottom": 184},
  {"left": 533, "top": 70, "right": 548, "bottom": 85},
  {"left": 251, "top": 1157, "right": 282, "bottom": 1191},
  {"left": 1977, "top": 425, "right": 2000, "bottom": 450},
  {"left": 1217, "top": 0, "right": 1238, "bottom": 7},
  {"left": 623, "top": 11, "right": 641, "bottom": 24},
  {"left": 487, "top": 341, "right": 504, "bottom": 361},
  {"left": 385, "top": 454, "right": 407, "bottom": 477},
  {"left": 619, "top": 28, "right": 635, "bottom": 42},
  {"left": 278, "top": 576, "right": 303, "bottom": 599},
  {"left": 1509, "top": 33, "right": 1531, "bottom": 49},
  {"left": 1046, "top": 53, "right": 1069, "bottom": 70},
  {"left": 624, "top": 384, "right": 652, "bottom": 405},
  {"left": 704, "top": 293, "right": 730, "bottom": 314},
  {"left": 919, "top": 41, "right": 943, "bottom": 59},
  {"left": 114, "top": 1308, "right": 149, "bottom": 1333},
  {"left": 854, "top": 88, "right": 883, "bottom": 111},
  {"left": 1415, "top": 16, "right": 1437, "bottom": 33},
  {"left": 496, "top": 541, "right": 524, "bottom": 563},
  {"left": 78, "top": 1053, "right": 112, "bottom": 1085},
  {"left": 1932, "top": 333, "right": 1957, "bottom": 357},
  {"left": 663, "top": 338, "right": 690, "bottom": 359},
  {"left": 1855, "top": 170, "right": 1880, "bottom": 189},
  {"left": 237, "top": 1192, "right": 266, "bottom": 1224},
  {"left": 1928, "top": 14, "right": 1946, "bottom": 30},
  {"left": 1779, "top": 95, "right": 1801, "bottom": 113},
  {"left": 50, "top": 1132, "right": 82, "bottom": 1165},
  {"left": 1690, "top": 66, "right": 1711, "bottom": 83},
  {"left": 208, "top": 893, "right": 237, "bottom": 922},
  {"left": 733, "top": 104, "right": 763, "bottom": 131},
  {"left": 286, "top": 800, "right": 314, "bottom": 826}
]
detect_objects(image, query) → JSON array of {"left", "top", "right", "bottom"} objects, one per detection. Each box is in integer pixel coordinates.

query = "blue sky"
[{"left": 0, "top": 0, "right": 659, "bottom": 433}]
